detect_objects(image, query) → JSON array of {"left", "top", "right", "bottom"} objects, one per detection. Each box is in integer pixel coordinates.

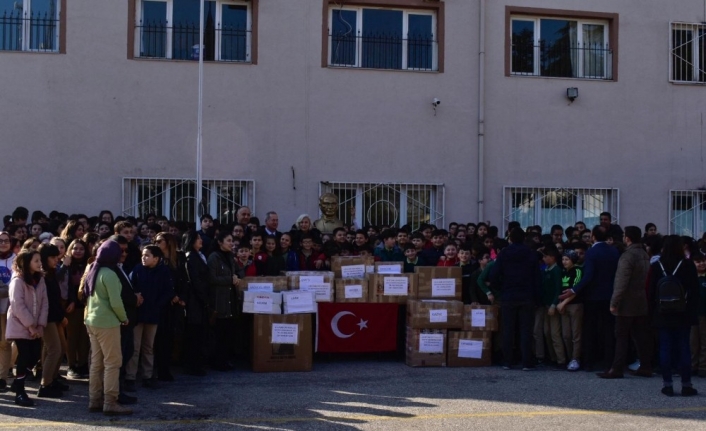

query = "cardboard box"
[
  {"left": 375, "top": 262, "right": 404, "bottom": 274},
  {"left": 242, "top": 291, "right": 282, "bottom": 315},
  {"left": 331, "top": 256, "right": 375, "bottom": 279},
  {"left": 368, "top": 273, "right": 417, "bottom": 304},
  {"left": 284, "top": 271, "right": 334, "bottom": 302},
  {"left": 407, "top": 299, "right": 464, "bottom": 329},
  {"left": 462, "top": 304, "right": 499, "bottom": 332},
  {"left": 414, "top": 267, "right": 462, "bottom": 300},
  {"left": 252, "top": 314, "right": 313, "bottom": 372},
  {"left": 406, "top": 328, "right": 447, "bottom": 367},
  {"left": 447, "top": 331, "right": 492, "bottom": 367},
  {"left": 238, "top": 276, "right": 289, "bottom": 300},
  {"left": 282, "top": 290, "right": 317, "bottom": 314},
  {"left": 334, "top": 278, "right": 369, "bottom": 303}
]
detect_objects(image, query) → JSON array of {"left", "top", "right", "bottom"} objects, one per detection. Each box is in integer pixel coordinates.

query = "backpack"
[{"left": 657, "top": 260, "right": 686, "bottom": 314}]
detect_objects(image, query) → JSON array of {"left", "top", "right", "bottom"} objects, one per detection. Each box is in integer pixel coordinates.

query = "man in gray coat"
[{"left": 598, "top": 226, "right": 652, "bottom": 378}]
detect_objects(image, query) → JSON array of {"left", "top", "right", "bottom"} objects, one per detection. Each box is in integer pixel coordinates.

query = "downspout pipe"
[{"left": 477, "top": 0, "right": 486, "bottom": 222}]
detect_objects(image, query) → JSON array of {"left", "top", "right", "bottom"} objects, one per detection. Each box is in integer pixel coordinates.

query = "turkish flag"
[{"left": 316, "top": 303, "right": 398, "bottom": 353}]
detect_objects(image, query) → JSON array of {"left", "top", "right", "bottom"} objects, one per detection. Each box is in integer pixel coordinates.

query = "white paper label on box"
[
  {"left": 248, "top": 283, "right": 274, "bottom": 292},
  {"left": 299, "top": 276, "right": 324, "bottom": 290},
  {"left": 344, "top": 285, "right": 363, "bottom": 299},
  {"left": 429, "top": 309, "right": 448, "bottom": 323},
  {"left": 271, "top": 323, "right": 298, "bottom": 344},
  {"left": 285, "top": 304, "right": 316, "bottom": 313},
  {"left": 418, "top": 333, "right": 444, "bottom": 353},
  {"left": 383, "top": 276, "right": 409, "bottom": 296},
  {"left": 471, "top": 309, "right": 486, "bottom": 328},
  {"left": 253, "top": 295, "right": 273, "bottom": 312},
  {"left": 366, "top": 265, "right": 375, "bottom": 274},
  {"left": 431, "top": 278, "right": 456, "bottom": 297},
  {"left": 341, "top": 265, "right": 365, "bottom": 279},
  {"left": 301, "top": 283, "right": 332, "bottom": 301},
  {"left": 377, "top": 264, "right": 402, "bottom": 274},
  {"left": 285, "top": 293, "right": 314, "bottom": 307},
  {"left": 458, "top": 339, "right": 483, "bottom": 359}
]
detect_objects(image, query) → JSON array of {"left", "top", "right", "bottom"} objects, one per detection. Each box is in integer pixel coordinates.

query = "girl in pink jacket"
[{"left": 6, "top": 249, "right": 48, "bottom": 407}]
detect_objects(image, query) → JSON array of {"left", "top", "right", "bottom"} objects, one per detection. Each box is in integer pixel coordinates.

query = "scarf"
[{"left": 83, "top": 240, "right": 122, "bottom": 298}]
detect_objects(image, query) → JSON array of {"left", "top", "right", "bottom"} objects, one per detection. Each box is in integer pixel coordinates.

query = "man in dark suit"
[
  {"left": 490, "top": 227, "right": 541, "bottom": 370},
  {"left": 261, "top": 211, "right": 282, "bottom": 241},
  {"left": 560, "top": 225, "right": 620, "bottom": 372}
]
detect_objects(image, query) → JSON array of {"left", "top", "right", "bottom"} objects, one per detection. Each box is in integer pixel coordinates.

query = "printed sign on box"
[
  {"left": 248, "top": 283, "right": 274, "bottom": 292},
  {"left": 383, "top": 277, "right": 409, "bottom": 296},
  {"left": 431, "top": 279, "right": 456, "bottom": 297},
  {"left": 419, "top": 333, "right": 445, "bottom": 353},
  {"left": 458, "top": 339, "right": 483, "bottom": 359},
  {"left": 271, "top": 323, "right": 299, "bottom": 344},
  {"left": 344, "top": 285, "right": 363, "bottom": 299},
  {"left": 341, "top": 265, "right": 365, "bottom": 279}
]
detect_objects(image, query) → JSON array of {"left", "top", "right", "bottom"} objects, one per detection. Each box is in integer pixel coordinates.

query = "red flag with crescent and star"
[{"left": 316, "top": 303, "right": 399, "bottom": 353}]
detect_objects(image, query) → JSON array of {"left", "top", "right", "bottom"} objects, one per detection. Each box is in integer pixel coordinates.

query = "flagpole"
[{"left": 195, "top": 0, "right": 205, "bottom": 226}]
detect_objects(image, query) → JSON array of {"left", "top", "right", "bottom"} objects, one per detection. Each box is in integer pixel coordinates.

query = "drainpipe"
[{"left": 477, "top": 0, "right": 486, "bottom": 222}]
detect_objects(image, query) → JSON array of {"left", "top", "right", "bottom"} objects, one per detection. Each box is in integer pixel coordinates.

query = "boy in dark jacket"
[{"left": 125, "top": 246, "right": 175, "bottom": 389}]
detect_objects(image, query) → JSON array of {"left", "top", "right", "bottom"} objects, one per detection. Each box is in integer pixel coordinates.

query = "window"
[
  {"left": 327, "top": 4, "right": 438, "bottom": 71},
  {"left": 133, "top": 0, "right": 253, "bottom": 62},
  {"left": 503, "top": 186, "right": 619, "bottom": 233},
  {"left": 506, "top": 7, "right": 618, "bottom": 80},
  {"left": 320, "top": 182, "right": 444, "bottom": 231},
  {"left": 670, "top": 190, "right": 706, "bottom": 237},
  {"left": 511, "top": 16, "right": 611, "bottom": 79},
  {"left": 670, "top": 22, "right": 706, "bottom": 83},
  {"left": 0, "top": 0, "right": 61, "bottom": 52},
  {"left": 122, "top": 178, "right": 255, "bottom": 223}
]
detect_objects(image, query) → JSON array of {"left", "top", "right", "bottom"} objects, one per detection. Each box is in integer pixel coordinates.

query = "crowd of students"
[{"left": 0, "top": 205, "right": 703, "bottom": 415}]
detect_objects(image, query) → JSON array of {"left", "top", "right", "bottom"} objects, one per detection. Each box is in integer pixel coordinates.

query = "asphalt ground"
[{"left": 0, "top": 359, "right": 704, "bottom": 431}]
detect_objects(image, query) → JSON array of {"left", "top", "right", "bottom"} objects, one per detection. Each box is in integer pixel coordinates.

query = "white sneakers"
[{"left": 567, "top": 359, "right": 580, "bottom": 371}]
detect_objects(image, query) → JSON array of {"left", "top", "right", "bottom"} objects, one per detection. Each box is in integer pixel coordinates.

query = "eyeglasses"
[{"left": 0, "top": 239, "right": 9, "bottom": 244}]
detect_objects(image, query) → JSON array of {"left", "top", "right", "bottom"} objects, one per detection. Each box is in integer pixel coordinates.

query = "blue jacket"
[
  {"left": 489, "top": 243, "right": 541, "bottom": 304},
  {"left": 130, "top": 263, "right": 175, "bottom": 324},
  {"left": 571, "top": 242, "right": 620, "bottom": 301}
]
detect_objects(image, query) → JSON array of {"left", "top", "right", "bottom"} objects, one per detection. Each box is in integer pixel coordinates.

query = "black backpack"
[{"left": 657, "top": 260, "right": 686, "bottom": 314}]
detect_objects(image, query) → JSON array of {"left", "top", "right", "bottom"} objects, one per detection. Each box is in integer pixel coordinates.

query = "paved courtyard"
[{"left": 0, "top": 360, "right": 703, "bottom": 430}]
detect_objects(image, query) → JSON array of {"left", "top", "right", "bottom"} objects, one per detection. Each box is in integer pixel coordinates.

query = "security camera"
[{"left": 432, "top": 98, "right": 441, "bottom": 106}]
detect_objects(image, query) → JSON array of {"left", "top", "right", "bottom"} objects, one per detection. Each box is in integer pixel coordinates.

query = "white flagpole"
[{"left": 195, "top": 0, "right": 205, "bottom": 226}]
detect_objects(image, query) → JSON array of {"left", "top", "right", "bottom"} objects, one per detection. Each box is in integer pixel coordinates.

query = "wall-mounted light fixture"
[{"left": 567, "top": 87, "right": 579, "bottom": 102}]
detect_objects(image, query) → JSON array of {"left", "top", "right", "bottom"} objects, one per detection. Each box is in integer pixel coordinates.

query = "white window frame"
[
  {"left": 122, "top": 178, "right": 256, "bottom": 223},
  {"left": 511, "top": 15, "right": 609, "bottom": 79},
  {"left": 134, "top": 0, "right": 251, "bottom": 62},
  {"left": 6, "top": 0, "right": 61, "bottom": 52},
  {"left": 327, "top": 6, "right": 437, "bottom": 71},
  {"left": 669, "top": 22, "right": 706, "bottom": 84},
  {"left": 319, "top": 182, "right": 445, "bottom": 230},
  {"left": 503, "top": 186, "right": 619, "bottom": 233},
  {"left": 669, "top": 190, "right": 706, "bottom": 237}
]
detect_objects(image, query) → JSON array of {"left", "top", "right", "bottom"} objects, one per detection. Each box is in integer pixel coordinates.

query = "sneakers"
[
  {"left": 628, "top": 360, "right": 641, "bottom": 372},
  {"left": 661, "top": 386, "right": 675, "bottom": 397},
  {"left": 51, "top": 380, "right": 70, "bottom": 391},
  {"left": 682, "top": 386, "right": 698, "bottom": 396},
  {"left": 123, "top": 379, "right": 136, "bottom": 393},
  {"left": 15, "top": 392, "right": 35, "bottom": 407},
  {"left": 66, "top": 368, "right": 83, "bottom": 380},
  {"left": 88, "top": 399, "right": 104, "bottom": 413},
  {"left": 37, "top": 385, "right": 63, "bottom": 398},
  {"left": 567, "top": 360, "right": 580, "bottom": 372},
  {"left": 118, "top": 392, "right": 137, "bottom": 405},
  {"left": 103, "top": 403, "right": 133, "bottom": 416},
  {"left": 142, "top": 378, "right": 158, "bottom": 389}
]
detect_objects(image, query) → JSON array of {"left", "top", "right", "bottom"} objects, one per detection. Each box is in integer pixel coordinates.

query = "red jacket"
[{"left": 437, "top": 257, "right": 459, "bottom": 267}]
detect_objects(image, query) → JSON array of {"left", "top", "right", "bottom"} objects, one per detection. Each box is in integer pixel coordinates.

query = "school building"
[{"left": 2, "top": 0, "right": 706, "bottom": 236}]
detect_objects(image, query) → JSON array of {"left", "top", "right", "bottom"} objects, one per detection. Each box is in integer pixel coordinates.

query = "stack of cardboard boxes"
[
  {"left": 447, "top": 304, "right": 499, "bottom": 367},
  {"left": 404, "top": 267, "right": 463, "bottom": 367},
  {"left": 241, "top": 275, "right": 320, "bottom": 372}
]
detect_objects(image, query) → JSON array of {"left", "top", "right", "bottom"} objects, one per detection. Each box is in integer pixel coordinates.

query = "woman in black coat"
[
  {"left": 182, "top": 231, "right": 211, "bottom": 376},
  {"left": 649, "top": 235, "right": 700, "bottom": 396}
]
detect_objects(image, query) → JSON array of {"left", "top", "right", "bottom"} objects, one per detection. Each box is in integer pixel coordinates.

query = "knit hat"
[{"left": 563, "top": 250, "right": 579, "bottom": 264}]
